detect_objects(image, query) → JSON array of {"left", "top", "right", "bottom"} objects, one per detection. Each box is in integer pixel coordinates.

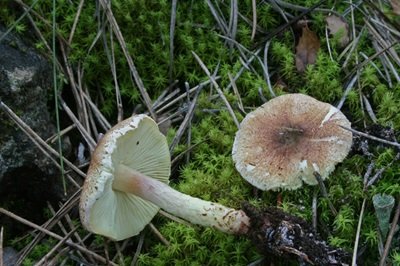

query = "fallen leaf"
[
  {"left": 390, "top": 0, "right": 400, "bottom": 15},
  {"left": 325, "top": 15, "right": 350, "bottom": 48},
  {"left": 295, "top": 25, "right": 320, "bottom": 73}
]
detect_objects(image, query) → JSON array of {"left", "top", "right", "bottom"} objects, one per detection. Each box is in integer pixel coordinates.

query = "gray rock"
[
  {"left": 2, "top": 246, "right": 19, "bottom": 266},
  {"left": 0, "top": 25, "right": 66, "bottom": 230},
  {"left": 0, "top": 25, "right": 56, "bottom": 181}
]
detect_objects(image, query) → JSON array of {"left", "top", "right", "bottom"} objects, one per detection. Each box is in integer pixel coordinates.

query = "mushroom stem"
[{"left": 113, "top": 164, "right": 250, "bottom": 234}]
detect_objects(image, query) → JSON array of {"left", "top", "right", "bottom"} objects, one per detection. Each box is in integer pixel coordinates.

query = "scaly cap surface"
[{"left": 232, "top": 94, "right": 352, "bottom": 191}]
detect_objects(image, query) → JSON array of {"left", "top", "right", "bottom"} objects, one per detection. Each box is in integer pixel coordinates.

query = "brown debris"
[
  {"left": 295, "top": 25, "right": 321, "bottom": 73},
  {"left": 326, "top": 15, "right": 350, "bottom": 48},
  {"left": 243, "top": 203, "right": 351, "bottom": 265},
  {"left": 390, "top": 0, "right": 400, "bottom": 15}
]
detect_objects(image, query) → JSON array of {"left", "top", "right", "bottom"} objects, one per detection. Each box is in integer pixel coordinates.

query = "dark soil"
[{"left": 243, "top": 203, "right": 351, "bottom": 265}]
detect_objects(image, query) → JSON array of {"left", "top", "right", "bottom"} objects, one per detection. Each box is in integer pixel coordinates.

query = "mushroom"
[
  {"left": 232, "top": 93, "right": 352, "bottom": 191},
  {"left": 79, "top": 114, "right": 249, "bottom": 241}
]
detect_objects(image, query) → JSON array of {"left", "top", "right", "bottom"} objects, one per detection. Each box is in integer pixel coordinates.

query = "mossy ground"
[{"left": 1, "top": 0, "right": 399, "bottom": 265}]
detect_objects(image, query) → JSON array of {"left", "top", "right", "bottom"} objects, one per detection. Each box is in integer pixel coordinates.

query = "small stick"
[
  {"left": 192, "top": 51, "right": 240, "bottom": 129},
  {"left": 0, "top": 227, "right": 3, "bottom": 266},
  {"left": 185, "top": 82, "right": 192, "bottom": 164},
  {"left": 312, "top": 189, "right": 318, "bottom": 231},
  {"left": 0, "top": 101, "right": 85, "bottom": 178},
  {"left": 314, "top": 172, "right": 338, "bottom": 216},
  {"left": 206, "top": 0, "right": 228, "bottom": 34},
  {"left": 379, "top": 198, "right": 400, "bottom": 266},
  {"left": 228, "top": 72, "right": 245, "bottom": 113},
  {"left": 158, "top": 210, "right": 192, "bottom": 227},
  {"left": 169, "top": 0, "right": 178, "bottom": 83},
  {"left": 262, "top": 40, "right": 276, "bottom": 98},
  {"left": 169, "top": 84, "right": 202, "bottom": 152},
  {"left": 362, "top": 94, "right": 378, "bottom": 123},
  {"left": 0, "top": 208, "right": 116, "bottom": 266},
  {"left": 108, "top": 31, "right": 123, "bottom": 122},
  {"left": 98, "top": 0, "right": 155, "bottom": 119},
  {"left": 148, "top": 223, "right": 170, "bottom": 246},
  {"left": 67, "top": 0, "right": 85, "bottom": 45},
  {"left": 156, "top": 79, "right": 215, "bottom": 114},
  {"left": 227, "top": 0, "right": 238, "bottom": 51},
  {"left": 130, "top": 232, "right": 145, "bottom": 266},
  {"left": 60, "top": 99, "right": 96, "bottom": 151},
  {"left": 351, "top": 198, "right": 367, "bottom": 266},
  {"left": 251, "top": 0, "right": 257, "bottom": 40},
  {"left": 341, "top": 126, "right": 400, "bottom": 149},
  {"left": 34, "top": 228, "right": 77, "bottom": 266}
]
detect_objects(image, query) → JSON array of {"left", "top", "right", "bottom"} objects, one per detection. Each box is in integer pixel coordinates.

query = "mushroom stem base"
[{"left": 113, "top": 164, "right": 250, "bottom": 234}]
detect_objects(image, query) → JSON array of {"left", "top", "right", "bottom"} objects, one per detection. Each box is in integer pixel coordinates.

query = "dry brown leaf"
[
  {"left": 325, "top": 15, "right": 350, "bottom": 48},
  {"left": 390, "top": 0, "right": 400, "bottom": 15},
  {"left": 295, "top": 25, "right": 320, "bottom": 73}
]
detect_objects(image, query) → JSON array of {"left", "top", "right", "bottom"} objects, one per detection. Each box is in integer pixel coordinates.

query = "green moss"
[{"left": 2, "top": 0, "right": 400, "bottom": 265}]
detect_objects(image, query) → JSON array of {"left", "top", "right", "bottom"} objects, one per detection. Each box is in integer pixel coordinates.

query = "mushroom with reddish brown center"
[{"left": 232, "top": 93, "right": 353, "bottom": 191}]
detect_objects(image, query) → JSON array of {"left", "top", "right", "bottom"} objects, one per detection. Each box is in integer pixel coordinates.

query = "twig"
[
  {"left": 0, "top": 227, "right": 3, "bottom": 266},
  {"left": 169, "top": 0, "right": 178, "bottom": 83},
  {"left": 228, "top": 0, "right": 238, "bottom": 51},
  {"left": 155, "top": 79, "right": 215, "bottom": 114},
  {"left": 34, "top": 228, "right": 77, "bottom": 266},
  {"left": 0, "top": 101, "right": 86, "bottom": 178},
  {"left": 206, "top": 0, "right": 228, "bottom": 35},
  {"left": 158, "top": 210, "right": 192, "bottom": 227},
  {"left": 343, "top": 41, "right": 399, "bottom": 82},
  {"left": 260, "top": 0, "right": 328, "bottom": 42},
  {"left": 151, "top": 81, "right": 179, "bottom": 111},
  {"left": 98, "top": 0, "right": 156, "bottom": 119},
  {"left": 149, "top": 223, "right": 170, "bottom": 246},
  {"left": 60, "top": 99, "right": 96, "bottom": 151},
  {"left": 130, "top": 232, "right": 145, "bottom": 266},
  {"left": 192, "top": 51, "right": 240, "bottom": 128},
  {"left": 312, "top": 189, "right": 318, "bottom": 231},
  {"left": 82, "top": 91, "right": 112, "bottom": 130},
  {"left": 341, "top": 126, "right": 400, "bottom": 149},
  {"left": 67, "top": 0, "right": 85, "bottom": 45},
  {"left": 362, "top": 94, "right": 378, "bottom": 123},
  {"left": 379, "top": 198, "right": 400, "bottom": 266},
  {"left": 0, "top": 208, "right": 116, "bottom": 266},
  {"left": 272, "top": 0, "right": 340, "bottom": 16},
  {"left": 351, "top": 198, "right": 366, "bottom": 266},
  {"left": 251, "top": 0, "right": 257, "bottom": 40},
  {"left": 336, "top": 74, "right": 358, "bottom": 110},
  {"left": 185, "top": 82, "right": 192, "bottom": 164},
  {"left": 104, "top": 29, "right": 123, "bottom": 122},
  {"left": 228, "top": 72, "right": 245, "bottom": 113},
  {"left": 169, "top": 84, "right": 202, "bottom": 152},
  {"left": 16, "top": 190, "right": 81, "bottom": 265},
  {"left": 262, "top": 40, "right": 276, "bottom": 97},
  {"left": 366, "top": 153, "right": 400, "bottom": 188},
  {"left": 314, "top": 172, "right": 338, "bottom": 216}
]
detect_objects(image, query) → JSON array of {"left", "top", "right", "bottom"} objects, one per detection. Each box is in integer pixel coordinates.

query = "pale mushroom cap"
[
  {"left": 232, "top": 93, "right": 352, "bottom": 191},
  {"left": 79, "top": 114, "right": 171, "bottom": 241}
]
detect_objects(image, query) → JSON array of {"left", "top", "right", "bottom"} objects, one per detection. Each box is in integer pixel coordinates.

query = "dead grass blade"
[
  {"left": 0, "top": 208, "right": 116, "bottom": 266},
  {"left": 169, "top": 83, "right": 203, "bottom": 152},
  {"left": 34, "top": 228, "right": 77, "bottom": 266},
  {"left": 169, "top": 0, "right": 178, "bottom": 83},
  {"left": 192, "top": 51, "right": 240, "bottom": 128},
  {"left": 0, "top": 227, "right": 3, "bottom": 266},
  {"left": 379, "top": 198, "right": 400, "bottom": 266},
  {"left": 67, "top": 0, "right": 85, "bottom": 46},
  {"left": 0, "top": 101, "right": 86, "bottom": 178},
  {"left": 98, "top": 0, "right": 156, "bottom": 119},
  {"left": 341, "top": 126, "right": 400, "bottom": 149}
]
